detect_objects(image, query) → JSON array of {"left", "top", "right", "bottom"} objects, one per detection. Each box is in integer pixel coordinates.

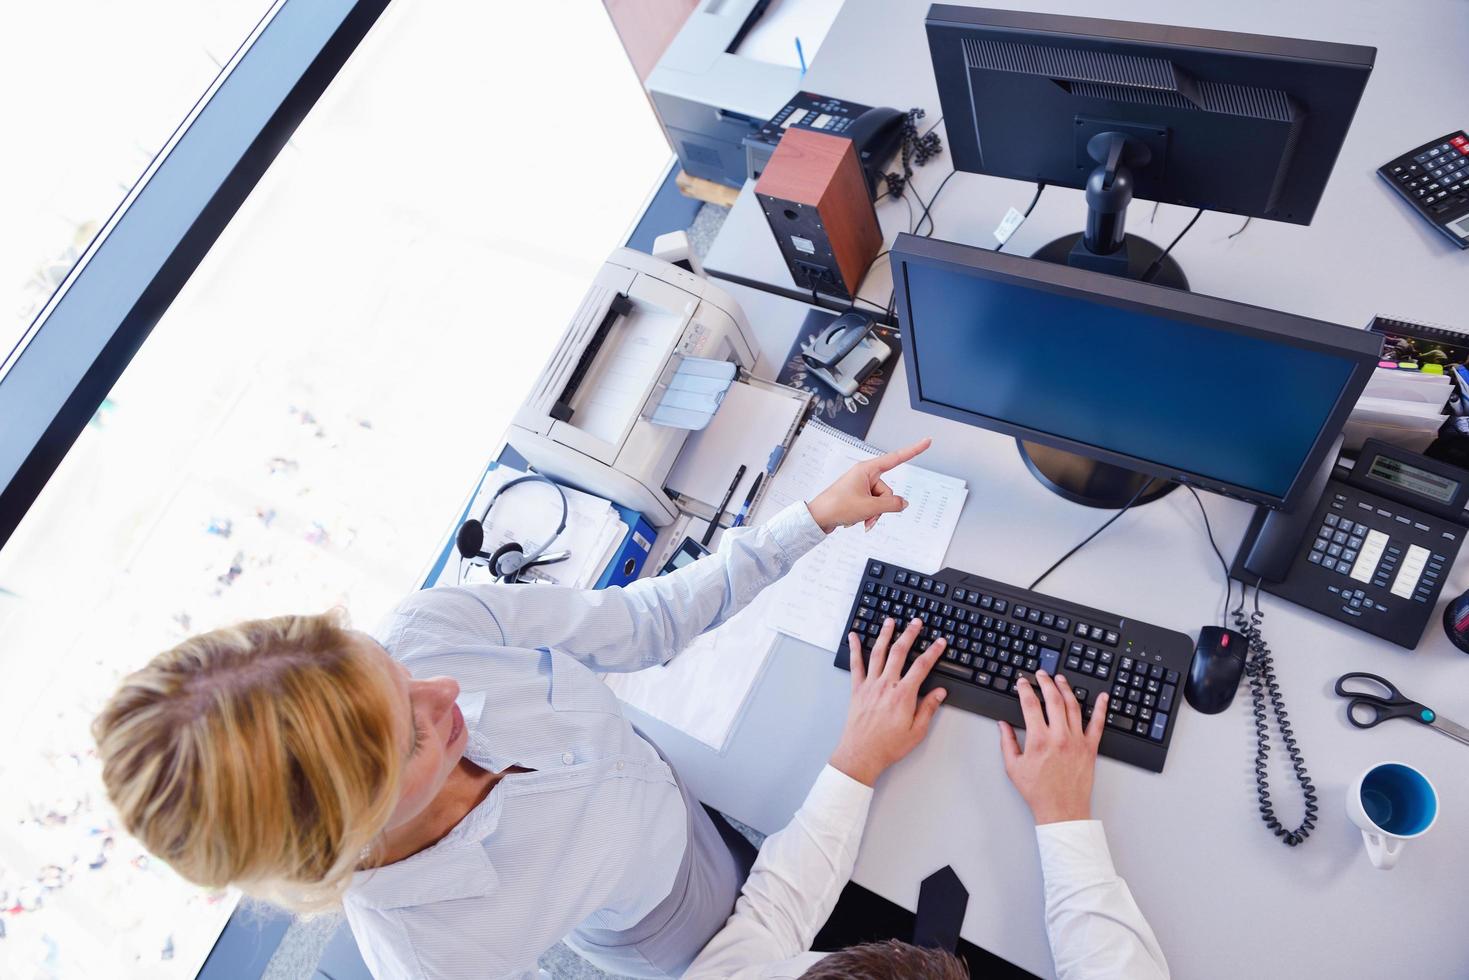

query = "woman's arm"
[{"left": 419, "top": 440, "right": 932, "bottom": 672}]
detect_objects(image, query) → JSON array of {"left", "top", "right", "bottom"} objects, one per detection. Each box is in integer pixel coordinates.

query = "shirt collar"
[{"left": 348, "top": 838, "right": 500, "bottom": 910}]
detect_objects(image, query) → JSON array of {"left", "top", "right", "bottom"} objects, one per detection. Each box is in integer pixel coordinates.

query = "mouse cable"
[
  {"left": 1140, "top": 207, "right": 1205, "bottom": 283},
  {"left": 1027, "top": 477, "right": 1155, "bottom": 592},
  {"left": 994, "top": 182, "right": 1048, "bottom": 252},
  {"left": 1231, "top": 582, "right": 1319, "bottom": 847},
  {"left": 1184, "top": 485, "right": 1233, "bottom": 623}
]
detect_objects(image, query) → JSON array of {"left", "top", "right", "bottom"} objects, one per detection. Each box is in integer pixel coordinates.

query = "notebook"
[{"left": 756, "top": 421, "right": 968, "bottom": 651}]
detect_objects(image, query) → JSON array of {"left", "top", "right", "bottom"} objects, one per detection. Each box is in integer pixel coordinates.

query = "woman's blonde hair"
[{"left": 93, "top": 612, "right": 403, "bottom": 912}]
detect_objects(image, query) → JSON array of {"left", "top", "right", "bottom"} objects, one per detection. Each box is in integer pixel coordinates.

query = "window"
[{"left": 0, "top": 2, "right": 669, "bottom": 975}]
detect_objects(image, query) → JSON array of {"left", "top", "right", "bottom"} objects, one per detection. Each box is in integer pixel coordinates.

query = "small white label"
[
  {"left": 993, "top": 206, "right": 1025, "bottom": 245},
  {"left": 791, "top": 235, "right": 816, "bottom": 255}
]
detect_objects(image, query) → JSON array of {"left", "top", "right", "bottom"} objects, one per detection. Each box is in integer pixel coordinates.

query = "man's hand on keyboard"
[
  {"left": 998, "top": 671, "right": 1109, "bottom": 825},
  {"left": 831, "top": 616, "right": 948, "bottom": 787},
  {"left": 807, "top": 437, "right": 932, "bottom": 533}
]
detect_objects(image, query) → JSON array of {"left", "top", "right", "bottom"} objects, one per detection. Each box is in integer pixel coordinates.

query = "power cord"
[
  {"left": 912, "top": 168, "right": 958, "bottom": 238},
  {"left": 1028, "top": 478, "right": 1157, "bottom": 591},
  {"left": 1184, "top": 487, "right": 1317, "bottom": 847},
  {"left": 1140, "top": 208, "right": 1204, "bottom": 282}
]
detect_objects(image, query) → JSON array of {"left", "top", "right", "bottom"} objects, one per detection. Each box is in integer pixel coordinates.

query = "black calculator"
[{"left": 1378, "top": 131, "right": 1469, "bottom": 249}]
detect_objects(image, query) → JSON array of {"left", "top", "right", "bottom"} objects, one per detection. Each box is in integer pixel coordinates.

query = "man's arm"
[
  {"left": 685, "top": 618, "right": 950, "bottom": 978},
  {"left": 416, "top": 440, "right": 931, "bottom": 673},
  {"left": 999, "top": 672, "right": 1170, "bottom": 980}
]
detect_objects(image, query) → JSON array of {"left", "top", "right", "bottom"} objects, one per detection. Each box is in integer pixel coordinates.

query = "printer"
[
  {"left": 508, "top": 249, "right": 758, "bottom": 527},
  {"left": 645, "top": 0, "right": 803, "bottom": 188}
]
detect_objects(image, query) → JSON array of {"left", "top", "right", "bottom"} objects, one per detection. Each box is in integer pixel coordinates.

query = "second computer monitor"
[
  {"left": 891, "top": 233, "right": 1381, "bottom": 510},
  {"left": 924, "top": 5, "right": 1375, "bottom": 285}
]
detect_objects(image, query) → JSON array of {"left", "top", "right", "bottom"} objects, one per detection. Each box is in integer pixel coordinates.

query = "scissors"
[{"left": 1334, "top": 672, "right": 1469, "bottom": 747}]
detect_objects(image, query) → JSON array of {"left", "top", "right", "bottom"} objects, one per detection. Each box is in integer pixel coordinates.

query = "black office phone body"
[{"left": 1232, "top": 439, "right": 1469, "bottom": 648}]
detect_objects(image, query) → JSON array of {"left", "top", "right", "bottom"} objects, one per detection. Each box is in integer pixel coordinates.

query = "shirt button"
[
  {"left": 561, "top": 752, "right": 574, "bottom": 765},
  {"left": 615, "top": 761, "right": 625, "bottom": 771}
]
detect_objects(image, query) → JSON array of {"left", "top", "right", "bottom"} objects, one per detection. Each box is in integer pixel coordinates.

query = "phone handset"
[{"left": 1237, "top": 434, "right": 1346, "bottom": 582}]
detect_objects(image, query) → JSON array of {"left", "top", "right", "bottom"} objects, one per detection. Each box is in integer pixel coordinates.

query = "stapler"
[{"left": 801, "top": 312, "right": 892, "bottom": 397}]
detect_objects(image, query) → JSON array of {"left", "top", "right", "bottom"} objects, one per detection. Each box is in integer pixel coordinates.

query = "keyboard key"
[
  {"left": 992, "top": 599, "right": 1008, "bottom": 614},
  {"left": 979, "top": 595, "right": 994, "bottom": 609},
  {"left": 1015, "top": 605, "right": 1029, "bottom": 619},
  {"left": 1103, "top": 630, "right": 1119, "bottom": 646},
  {"left": 1149, "top": 712, "right": 1169, "bottom": 741},
  {"left": 1158, "top": 684, "right": 1176, "bottom": 712},
  {"left": 1055, "top": 617, "right": 1070, "bottom": 631},
  {"left": 1041, "top": 613, "right": 1056, "bottom": 628},
  {"left": 1106, "top": 712, "right": 1134, "bottom": 733},
  {"left": 894, "top": 571, "right": 908, "bottom": 585},
  {"left": 934, "top": 582, "right": 947, "bottom": 597},
  {"left": 920, "top": 577, "right": 934, "bottom": 592},
  {"left": 974, "top": 671, "right": 993, "bottom": 687},
  {"left": 868, "top": 562, "right": 884, "bottom": 578},
  {"left": 934, "top": 661, "right": 973, "bottom": 682},
  {"left": 1065, "top": 654, "right": 1082, "bottom": 671},
  {"left": 1028, "top": 609, "right": 1042, "bottom": 623}
]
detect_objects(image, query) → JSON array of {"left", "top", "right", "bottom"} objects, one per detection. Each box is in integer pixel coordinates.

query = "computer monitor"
[
  {"left": 891, "top": 233, "right": 1381, "bottom": 509},
  {"left": 924, "top": 6, "right": 1375, "bottom": 288}
]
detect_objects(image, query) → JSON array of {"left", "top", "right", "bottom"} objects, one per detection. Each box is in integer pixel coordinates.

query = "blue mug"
[{"left": 1346, "top": 761, "right": 1439, "bottom": 869}]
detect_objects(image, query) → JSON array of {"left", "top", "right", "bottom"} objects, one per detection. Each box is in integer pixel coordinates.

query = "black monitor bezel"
[{"left": 892, "top": 233, "right": 1382, "bottom": 511}]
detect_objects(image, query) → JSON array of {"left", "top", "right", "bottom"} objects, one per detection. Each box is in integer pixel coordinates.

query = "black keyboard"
[
  {"left": 836, "top": 561, "right": 1195, "bottom": 773},
  {"left": 1378, "top": 130, "right": 1469, "bottom": 249}
]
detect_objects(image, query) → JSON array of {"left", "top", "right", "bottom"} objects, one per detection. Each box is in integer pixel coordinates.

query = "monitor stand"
[
  {"left": 1018, "top": 441, "right": 1176, "bottom": 510},
  {"left": 1020, "top": 132, "right": 1184, "bottom": 509},
  {"left": 1030, "top": 132, "right": 1189, "bottom": 291}
]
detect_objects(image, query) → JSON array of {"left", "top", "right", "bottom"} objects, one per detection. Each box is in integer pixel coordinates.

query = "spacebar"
[{"left": 933, "top": 661, "right": 975, "bottom": 682}]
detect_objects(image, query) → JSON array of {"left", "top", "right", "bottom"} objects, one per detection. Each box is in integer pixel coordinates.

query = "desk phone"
[{"left": 1234, "top": 440, "right": 1469, "bottom": 648}]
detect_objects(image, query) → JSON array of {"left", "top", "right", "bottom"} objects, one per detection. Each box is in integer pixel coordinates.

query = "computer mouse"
[{"left": 1185, "top": 626, "right": 1249, "bottom": 714}]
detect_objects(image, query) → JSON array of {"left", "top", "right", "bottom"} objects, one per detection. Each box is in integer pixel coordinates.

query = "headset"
[{"left": 456, "top": 472, "right": 570, "bottom": 584}]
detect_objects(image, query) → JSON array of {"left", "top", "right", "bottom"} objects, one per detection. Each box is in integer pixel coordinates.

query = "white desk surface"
[{"left": 628, "top": 2, "right": 1469, "bottom": 978}]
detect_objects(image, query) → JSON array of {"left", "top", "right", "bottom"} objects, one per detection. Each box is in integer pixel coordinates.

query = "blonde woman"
[{"left": 93, "top": 441, "right": 930, "bottom": 979}]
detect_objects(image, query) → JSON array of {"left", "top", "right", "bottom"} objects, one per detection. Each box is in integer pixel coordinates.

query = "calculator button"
[
  {"left": 1308, "top": 551, "right": 1324, "bottom": 564},
  {"left": 1324, "top": 514, "right": 1340, "bottom": 527}
]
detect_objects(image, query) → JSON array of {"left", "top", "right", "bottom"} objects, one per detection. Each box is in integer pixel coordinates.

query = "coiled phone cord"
[
  {"left": 1188, "top": 487, "right": 1317, "bottom": 848},
  {"left": 1232, "top": 583, "right": 1319, "bottom": 847}
]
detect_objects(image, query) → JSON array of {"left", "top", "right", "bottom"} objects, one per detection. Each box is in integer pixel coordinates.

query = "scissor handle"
[{"left": 1335, "top": 672, "right": 1434, "bottom": 728}]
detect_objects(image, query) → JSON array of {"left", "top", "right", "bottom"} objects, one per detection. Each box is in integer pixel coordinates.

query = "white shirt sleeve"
[
  {"left": 1036, "top": 821, "right": 1170, "bottom": 980},
  {"left": 416, "top": 500, "right": 825, "bottom": 673},
  {"left": 684, "top": 765, "right": 873, "bottom": 979}
]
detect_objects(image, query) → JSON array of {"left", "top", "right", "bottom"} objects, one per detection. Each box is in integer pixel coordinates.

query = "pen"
[
  {"left": 703, "top": 464, "right": 746, "bottom": 546},
  {"left": 795, "top": 37, "right": 807, "bottom": 74},
  {"left": 731, "top": 472, "right": 765, "bottom": 528}
]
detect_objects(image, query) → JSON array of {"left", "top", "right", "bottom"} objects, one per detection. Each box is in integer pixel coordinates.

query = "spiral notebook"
[{"left": 757, "top": 421, "right": 968, "bottom": 652}]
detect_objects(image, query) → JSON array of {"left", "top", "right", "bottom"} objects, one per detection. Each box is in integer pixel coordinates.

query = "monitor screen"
[{"left": 904, "top": 262, "right": 1361, "bottom": 500}]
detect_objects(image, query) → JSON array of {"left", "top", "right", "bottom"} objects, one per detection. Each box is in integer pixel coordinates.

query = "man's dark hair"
[{"left": 799, "top": 940, "right": 970, "bottom": 979}]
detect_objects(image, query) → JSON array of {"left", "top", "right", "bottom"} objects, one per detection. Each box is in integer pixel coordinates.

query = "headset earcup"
[
  {"left": 456, "top": 520, "right": 485, "bottom": 560},
  {"left": 489, "top": 542, "right": 525, "bottom": 581}
]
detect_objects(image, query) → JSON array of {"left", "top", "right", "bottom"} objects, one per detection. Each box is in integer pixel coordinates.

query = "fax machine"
[{"left": 508, "top": 249, "right": 758, "bottom": 527}]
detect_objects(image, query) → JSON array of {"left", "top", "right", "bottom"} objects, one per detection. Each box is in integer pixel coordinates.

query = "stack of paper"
[
  {"left": 452, "top": 465, "right": 626, "bottom": 589},
  {"left": 1344, "top": 369, "right": 1451, "bottom": 452},
  {"left": 758, "top": 422, "right": 968, "bottom": 652}
]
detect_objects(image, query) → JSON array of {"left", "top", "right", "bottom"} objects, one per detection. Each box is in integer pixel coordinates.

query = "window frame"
[{"left": 0, "top": 0, "right": 392, "bottom": 552}]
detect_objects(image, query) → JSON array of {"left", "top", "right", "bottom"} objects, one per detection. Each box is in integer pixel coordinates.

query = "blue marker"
[
  {"left": 731, "top": 472, "right": 765, "bottom": 528},
  {"left": 795, "top": 37, "right": 807, "bottom": 74}
]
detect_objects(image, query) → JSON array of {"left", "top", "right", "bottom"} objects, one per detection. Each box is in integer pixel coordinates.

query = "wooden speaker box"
[{"left": 755, "top": 128, "right": 882, "bottom": 300}]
